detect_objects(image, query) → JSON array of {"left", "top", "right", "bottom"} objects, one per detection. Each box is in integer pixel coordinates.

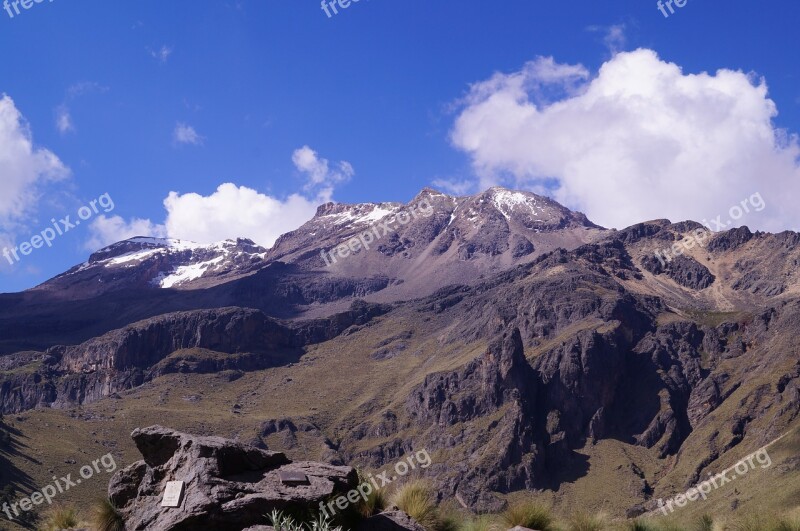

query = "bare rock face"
[
  {"left": 109, "top": 426, "right": 358, "bottom": 531},
  {"left": 640, "top": 254, "right": 716, "bottom": 290}
]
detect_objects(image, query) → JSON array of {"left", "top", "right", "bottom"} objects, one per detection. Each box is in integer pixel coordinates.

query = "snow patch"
[
  {"left": 492, "top": 190, "right": 541, "bottom": 220},
  {"left": 156, "top": 256, "right": 225, "bottom": 288}
]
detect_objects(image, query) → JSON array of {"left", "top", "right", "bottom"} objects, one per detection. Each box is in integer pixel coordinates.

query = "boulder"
[{"left": 109, "top": 425, "right": 358, "bottom": 531}]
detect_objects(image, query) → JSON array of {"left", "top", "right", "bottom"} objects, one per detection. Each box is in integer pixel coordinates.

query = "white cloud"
[
  {"left": 292, "top": 145, "right": 353, "bottom": 201},
  {"left": 0, "top": 95, "right": 69, "bottom": 247},
  {"left": 55, "top": 105, "right": 74, "bottom": 134},
  {"left": 173, "top": 123, "right": 203, "bottom": 146},
  {"left": 163, "top": 183, "right": 321, "bottom": 248},
  {"left": 86, "top": 215, "right": 167, "bottom": 251},
  {"left": 150, "top": 45, "right": 173, "bottom": 63},
  {"left": 451, "top": 49, "right": 800, "bottom": 232},
  {"left": 87, "top": 147, "right": 351, "bottom": 250}
]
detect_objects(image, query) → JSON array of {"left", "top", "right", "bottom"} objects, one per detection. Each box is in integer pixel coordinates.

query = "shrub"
[
  {"left": 91, "top": 498, "right": 124, "bottom": 531},
  {"left": 390, "top": 480, "right": 439, "bottom": 530},
  {"left": 501, "top": 500, "right": 554, "bottom": 531}
]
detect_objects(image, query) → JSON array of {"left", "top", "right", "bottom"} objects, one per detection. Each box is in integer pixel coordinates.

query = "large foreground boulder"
[{"left": 110, "top": 425, "right": 358, "bottom": 531}]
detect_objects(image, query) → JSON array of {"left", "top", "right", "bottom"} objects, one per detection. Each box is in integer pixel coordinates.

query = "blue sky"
[{"left": 1, "top": 0, "right": 799, "bottom": 293}]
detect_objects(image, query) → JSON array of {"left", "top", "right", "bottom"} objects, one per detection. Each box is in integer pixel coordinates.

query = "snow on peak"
[
  {"left": 319, "top": 203, "right": 400, "bottom": 226},
  {"left": 489, "top": 188, "right": 543, "bottom": 220},
  {"left": 127, "top": 237, "right": 205, "bottom": 250},
  {"left": 153, "top": 255, "right": 226, "bottom": 288}
]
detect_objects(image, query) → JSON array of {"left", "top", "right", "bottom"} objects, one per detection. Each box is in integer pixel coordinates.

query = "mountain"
[
  {"left": 0, "top": 187, "right": 798, "bottom": 524},
  {"left": 0, "top": 187, "right": 603, "bottom": 353},
  {"left": 31, "top": 237, "right": 269, "bottom": 299},
  {"left": 29, "top": 187, "right": 604, "bottom": 303}
]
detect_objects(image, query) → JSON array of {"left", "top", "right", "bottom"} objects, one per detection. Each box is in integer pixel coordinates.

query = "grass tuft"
[
  {"left": 40, "top": 504, "right": 81, "bottom": 530},
  {"left": 355, "top": 485, "right": 389, "bottom": 518},
  {"left": 91, "top": 498, "right": 125, "bottom": 531},
  {"left": 390, "top": 480, "right": 439, "bottom": 530},
  {"left": 501, "top": 500, "right": 554, "bottom": 531}
]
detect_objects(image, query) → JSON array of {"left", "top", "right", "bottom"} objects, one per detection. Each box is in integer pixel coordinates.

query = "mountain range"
[{"left": 0, "top": 186, "right": 798, "bottom": 524}]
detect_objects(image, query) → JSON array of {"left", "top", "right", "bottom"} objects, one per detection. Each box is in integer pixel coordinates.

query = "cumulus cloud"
[
  {"left": 0, "top": 95, "right": 69, "bottom": 245},
  {"left": 173, "top": 123, "right": 204, "bottom": 146},
  {"left": 86, "top": 215, "right": 167, "bottom": 251},
  {"left": 451, "top": 49, "right": 800, "bottom": 232},
  {"left": 162, "top": 183, "right": 321, "bottom": 247},
  {"left": 292, "top": 145, "right": 353, "bottom": 201},
  {"left": 85, "top": 147, "right": 352, "bottom": 251}
]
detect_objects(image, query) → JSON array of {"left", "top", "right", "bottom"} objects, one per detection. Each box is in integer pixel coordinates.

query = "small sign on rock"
[
  {"left": 161, "top": 481, "right": 186, "bottom": 508},
  {"left": 278, "top": 471, "right": 309, "bottom": 485}
]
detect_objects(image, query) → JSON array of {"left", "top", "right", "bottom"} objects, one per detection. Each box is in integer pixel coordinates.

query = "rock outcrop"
[
  {"left": 0, "top": 300, "right": 389, "bottom": 413},
  {"left": 110, "top": 426, "right": 359, "bottom": 531}
]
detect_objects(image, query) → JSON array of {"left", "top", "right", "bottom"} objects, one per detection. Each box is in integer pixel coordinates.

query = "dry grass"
[
  {"left": 567, "top": 511, "right": 608, "bottom": 531},
  {"left": 90, "top": 498, "right": 125, "bottom": 531},
  {"left": 390, "top": 480, "right": 439, "bottom": 530},
  {"left": 39, "top": 504, "right": 81, "bottom": 530},
  {"left": 501, "top": 500, "right": 554, "bottom": 531}
]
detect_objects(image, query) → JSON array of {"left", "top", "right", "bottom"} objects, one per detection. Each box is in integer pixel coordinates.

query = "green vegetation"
[
  {"left": 354, "top": 485, "right": 388, "bottom": 518},
  {"left": 268, "top": 509, "right": 343, "bottom": 531},
  {"left": 683, "top": 309, "right": 744, "bottom": 328},
  {"left": 390, "top": 480, "right": 440, "bottom": 530},
  {"left": 501, "top": 500, "right": 554, "bottom": 531}
]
